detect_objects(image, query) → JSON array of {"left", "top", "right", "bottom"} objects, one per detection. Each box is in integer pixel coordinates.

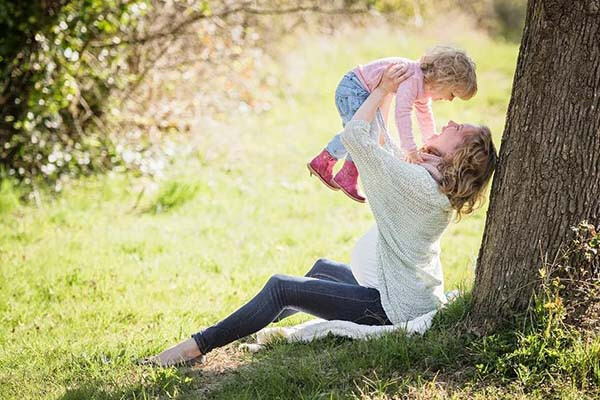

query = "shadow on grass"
[
  {"left": 60, "top": 290, "right": 600, "bottom": 399},
  {"left": 56, "top": 295, "right": 471, "bottom": 400},
  {"left": 59, "top": 366, "right": 195, "bottom": 400},
  {"left": 58, "top": 341, "right": 255, "bottom": 400},
  {"left": 203, "top": 290, "right": 600, "bottom": 400}
]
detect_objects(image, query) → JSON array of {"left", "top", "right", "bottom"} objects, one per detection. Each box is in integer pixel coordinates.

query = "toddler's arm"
[
  {"left": 394, "top": 79, "right": 423, "bottom": 163},
  {"left": 414, "top": 99, "right": 436, "bottom": 142}
]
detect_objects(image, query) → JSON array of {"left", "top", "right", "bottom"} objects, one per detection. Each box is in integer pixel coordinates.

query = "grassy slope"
[{"left": 0, "top": 20, "right": 546, "bottom": 399}]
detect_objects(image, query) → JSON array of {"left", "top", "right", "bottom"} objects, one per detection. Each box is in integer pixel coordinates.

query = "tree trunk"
[{"left": 471, "top": 0, "right": 600, "bottom": 329}]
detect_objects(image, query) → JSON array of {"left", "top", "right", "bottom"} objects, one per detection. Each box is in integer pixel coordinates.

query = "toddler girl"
[{"left": 307, "top": 45, "right": 477, "bottom": 203}]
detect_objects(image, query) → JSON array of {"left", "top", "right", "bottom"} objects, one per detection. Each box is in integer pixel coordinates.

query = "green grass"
[
  {"left": 146, "top": 179, "right": 207, "bottom": 214},
  {"left": 208, "top": 291, "right": 600, "bottom": 400},
  {"left": 0, "top": 178, "right": 20, "bottom": 214},
  {"left": 1, "top": 20, "right": 597, "bottom": 400}
]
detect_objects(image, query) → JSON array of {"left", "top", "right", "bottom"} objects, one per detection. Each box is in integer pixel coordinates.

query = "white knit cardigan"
[{"left": 341, "top": 119, "right": 453, "bottom": 324}]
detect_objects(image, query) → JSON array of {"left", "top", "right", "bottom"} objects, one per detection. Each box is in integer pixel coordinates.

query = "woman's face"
[{"left": 425, "top": 120, "right": 478, "bottom": 157}]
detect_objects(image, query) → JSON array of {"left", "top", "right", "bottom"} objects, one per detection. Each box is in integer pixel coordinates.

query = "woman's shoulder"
[
  {"left": 404, "top": 166, "right": 453, "bottom": 210},
  {"left": 413, "top": 167, "right": 450, "bottom": 204}
]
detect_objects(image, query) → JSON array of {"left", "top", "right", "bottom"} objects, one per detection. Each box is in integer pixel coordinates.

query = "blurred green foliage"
[
  {"left": 370, "top": 0, "right": 526, "bottom": 42},
  {"left": 491, "top": 0, "right": 527, "bottom": 42},
  {"left": 0, "top": 0, "right": 525, "bottom": 194},
  {"left": 0, "top": 0, "right": 151, "bottom": 189},
  {"left": 0, "top": 0, "right": 353, "bottom": 193}
]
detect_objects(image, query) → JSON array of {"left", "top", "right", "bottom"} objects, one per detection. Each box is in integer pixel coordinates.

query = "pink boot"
[
  {"left": 333, "top": 160, "right": 365, "bottom": 203},
  {"left": 307, "top": 149, "right": 339, "bottom": 191}
]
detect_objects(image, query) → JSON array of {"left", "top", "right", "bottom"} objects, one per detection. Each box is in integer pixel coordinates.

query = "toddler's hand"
[{"left": 404, "top": 150, "right": 424, "bottom": 164}]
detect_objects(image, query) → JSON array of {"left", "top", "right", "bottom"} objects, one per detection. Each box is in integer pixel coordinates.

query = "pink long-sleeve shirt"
[{"left": 352, "top": 58, "right": 436, "bottom": 153}]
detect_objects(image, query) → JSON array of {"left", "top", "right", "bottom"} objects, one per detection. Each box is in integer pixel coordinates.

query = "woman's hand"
[
  {"left": 351, "top": 63, "right": 412, "bottom": 124},
  {"left": 404, "top": 149, "right": 424, "bottom": 164},
  {"left": 377, "top": 63, "right": 412, "bottom": 94}
]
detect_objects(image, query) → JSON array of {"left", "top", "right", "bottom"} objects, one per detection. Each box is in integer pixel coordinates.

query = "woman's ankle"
[
  {"left": 181, "top": 338, "right": 203, "bottom": 358},
  {"left": 159, "top": 339, "right": 202, "bottom": 362}
]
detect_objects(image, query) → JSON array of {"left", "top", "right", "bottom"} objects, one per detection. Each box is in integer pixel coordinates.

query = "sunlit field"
[{"left": 0, "top": 21, "right": 520, "bottom": 399}]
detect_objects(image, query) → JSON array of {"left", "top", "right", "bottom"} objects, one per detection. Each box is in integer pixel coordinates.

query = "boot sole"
[
  {"left": 333, "top": 178, "right": 366, "bottom": 203},
  {"left": 307, "top": 163, "right": 340, "bottom": 191}
]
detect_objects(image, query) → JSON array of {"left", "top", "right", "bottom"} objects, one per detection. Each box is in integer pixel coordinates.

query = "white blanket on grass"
[{"left": 239, "top": 290, "right": 461, "bottom": 353}]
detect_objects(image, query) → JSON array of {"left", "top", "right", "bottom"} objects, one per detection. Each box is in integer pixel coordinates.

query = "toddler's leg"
[
  {"left": 329, "top": 86, "right": 376, "bottom": 202},
  {"left": 331, "top": 124, "right": 365, "bottom": 203},
  {"left": 307, "top": 147, "right": 340, "bottom": 191},
  {"left": 324, "top": 133, "right": 351, "bottom": 162}
]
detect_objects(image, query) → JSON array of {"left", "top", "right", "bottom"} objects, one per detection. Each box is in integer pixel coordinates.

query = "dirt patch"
[{"left": 185, "top": 343, "right": 256, "bottom": 398}]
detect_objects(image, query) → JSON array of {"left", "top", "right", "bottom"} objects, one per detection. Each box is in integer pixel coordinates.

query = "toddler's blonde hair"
[
  {"left": 421, "top": 125, "right": 497, "bottom": 222},
  {"left": 420, "top": 45, "right": 477, "bottom": 100}
]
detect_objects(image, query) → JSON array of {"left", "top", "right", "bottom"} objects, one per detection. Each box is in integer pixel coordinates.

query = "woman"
[{"left": 144, "top": 64, "right": 498, "bottom": 367}]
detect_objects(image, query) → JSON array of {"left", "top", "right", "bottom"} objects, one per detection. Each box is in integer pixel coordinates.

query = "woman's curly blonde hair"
[
  {"left": 422, "top": 126, "right": 498, "bottom": 222},
  {"left": 420, "top": 45, "right": 477, "bottom": 100}
]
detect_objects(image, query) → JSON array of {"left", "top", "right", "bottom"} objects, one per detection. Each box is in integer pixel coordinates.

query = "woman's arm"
[
  {"left": 352, "top": 64, "right": 408, "bottom": 123},
  {"left": 378, "top": 94, "right": 393, "bottom": 146},
  {"left": 340, "top": 65, "right": 442, "bottom": 213},
  {"left": 351, "top": 86, "right": 389, "bottom": 123}
]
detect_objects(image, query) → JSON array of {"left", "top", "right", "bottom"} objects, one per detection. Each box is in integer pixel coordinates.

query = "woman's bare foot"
[{"left": 142, "top": 338, "right": 204, "bottom": 367}]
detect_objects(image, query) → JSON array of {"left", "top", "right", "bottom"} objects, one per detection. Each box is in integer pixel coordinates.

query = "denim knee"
[
  {"left": 264, "top": 274, "right": 292, "bottom": 307},
  {"left": 265, "top": 274, "right": 288, "bottom": 291},
  {"left": 309, "top": 258, "right": 329, "bottom": 275}
]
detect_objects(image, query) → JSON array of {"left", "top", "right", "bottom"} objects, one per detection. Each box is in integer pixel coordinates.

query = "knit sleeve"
[
  {"left": 414, "top": 98, "right": 436, "bottom": 142},
  {"left": 381, "top": 134, "right": 405, "bottom": 160},
  {"left": 340, "top": 119, "right": 436, "bottom": 212}
]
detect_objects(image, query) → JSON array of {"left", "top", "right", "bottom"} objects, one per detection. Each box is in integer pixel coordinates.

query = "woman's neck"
[{"left": 420, "top": 145, "right": 443, "bottom": 158}]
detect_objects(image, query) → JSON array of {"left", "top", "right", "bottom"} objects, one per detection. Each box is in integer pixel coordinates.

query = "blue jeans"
[
  {"left": 192, "top": 258, "right": 392, "bottom": 354},
  {"left": 326, "top": 72, "right": 388, "bottom": 162}
]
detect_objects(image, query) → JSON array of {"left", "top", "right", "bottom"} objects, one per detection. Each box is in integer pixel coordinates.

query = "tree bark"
[{"left": 471, "top": 0, "right": 600, "bottom": 329}]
